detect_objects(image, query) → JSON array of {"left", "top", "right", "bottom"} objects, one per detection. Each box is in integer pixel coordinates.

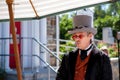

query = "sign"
[{"left": 9, "top": 22, "right": 21, "bottom": 69}]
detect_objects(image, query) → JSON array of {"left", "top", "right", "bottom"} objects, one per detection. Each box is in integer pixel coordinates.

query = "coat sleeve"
[
  {"left": 101, "top": 55, "right": 113, "bottom": 80},
  {"left": 55, "top": 54, "right": 69, "bottom": 80}
]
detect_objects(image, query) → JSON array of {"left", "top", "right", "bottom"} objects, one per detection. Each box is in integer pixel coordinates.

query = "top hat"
[{"left": 68, "top": 15, "right": 97, "bottom": 35}]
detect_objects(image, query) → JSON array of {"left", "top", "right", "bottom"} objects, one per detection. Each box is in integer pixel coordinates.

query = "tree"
[
  {"left": 59, "top": 1, "right": 120, "bottom": 40},
  {"left": 106, "top": 1, "right": 120, "bottom": 16},
  {"left": 94, "top": 5, "right": 106, "bottom": 20},
  {"left": 94, "top": 1, "right": 120, "bottom": 40},
  {"left": 59, "top": 14, "right": 73, "bottom": 40}
]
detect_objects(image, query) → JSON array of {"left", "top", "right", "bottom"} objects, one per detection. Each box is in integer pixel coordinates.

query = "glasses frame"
[{"left": 72, "top": 32, "right": 91, "bottom": 40}]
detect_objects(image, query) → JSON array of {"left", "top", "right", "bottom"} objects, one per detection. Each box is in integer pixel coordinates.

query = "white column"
[
  {"left": 2, "top": 22, "right": 10, "bottom": 70},
  {"left": 0, "top": 23, "right": 2, "bottom": 67},
  {"left": 27, "top": 20, "right": 33, "bottom": 69},
  {"left": 0, "top": 23, "right": 1, "bottom": 37},
  {"left": 21, "top": 21, "right": 30, "bottom": 69},
  {"left": 56, "top": 15, "right": 60, "bottom": 67},
  {"left": 39, "top": 18, "right": 47, "bottom": 67},
  {"left": 21, "top": 20, "right": 40, "bottom": 70},
  {"left": 31, "top": 20, "right": 40, "bottom": 68}
]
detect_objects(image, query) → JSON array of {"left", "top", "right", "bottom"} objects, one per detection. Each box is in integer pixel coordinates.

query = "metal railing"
[
  {"left": 0, "top": 37, "right": 61, "bottom": 73},
  {"left": 0, "top": 54, "right": 57, "bottom": 73}
]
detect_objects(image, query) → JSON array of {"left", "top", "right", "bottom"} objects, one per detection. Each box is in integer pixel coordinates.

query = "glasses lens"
[
  {"left": 78, "top": 35, "right": 82, "bottom": 39},
  {"left": 72, "top": 34, "right": 84, "bottom": 39},
  {"left": 72, "top": 35, "right": 76, "bottom": 39}
]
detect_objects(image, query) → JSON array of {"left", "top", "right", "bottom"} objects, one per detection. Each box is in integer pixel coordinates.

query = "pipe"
[{"left": 6, "top": 0, "right": 23, "bottom": 80}]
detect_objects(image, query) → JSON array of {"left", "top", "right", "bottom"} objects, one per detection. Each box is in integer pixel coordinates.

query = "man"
[{"left": 56, "top": 15, "right": 112, "bottom": 80}]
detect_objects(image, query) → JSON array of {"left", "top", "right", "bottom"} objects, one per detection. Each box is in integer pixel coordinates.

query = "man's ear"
[{"left": 89, "top": 33, "right": 93, "bottom": 38}]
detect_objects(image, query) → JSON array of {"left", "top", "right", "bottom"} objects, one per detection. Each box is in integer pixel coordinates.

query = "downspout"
[{"left": 6, "top": 0, "right": 23, "bottom": 80}]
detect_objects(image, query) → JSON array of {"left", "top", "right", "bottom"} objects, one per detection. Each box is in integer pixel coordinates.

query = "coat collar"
[
  {"left": 69, "top": 44, "right": 100, "bottom": 79},
  {"left": 69, "top": 48, "right": 79, "bottom": 79}
]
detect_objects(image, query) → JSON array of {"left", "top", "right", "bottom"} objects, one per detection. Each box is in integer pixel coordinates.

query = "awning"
[{"left": 0, "top": 0, "right": 118, "bottom": 21}]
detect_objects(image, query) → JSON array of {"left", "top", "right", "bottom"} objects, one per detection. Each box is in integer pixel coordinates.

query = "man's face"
[{"left": 72, "top": 32, "right": 93, "bottom": 50}]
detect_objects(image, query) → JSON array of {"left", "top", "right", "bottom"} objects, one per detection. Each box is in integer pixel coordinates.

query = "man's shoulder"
[
  {"left": 91, "top": 46, "right": 109, "bottom": 58},
  {"left": 63, "top": 49, "right": 78, "bottom": 58},
  {"left": 92, "top": 48, "right": 110, "bottom": 63}
]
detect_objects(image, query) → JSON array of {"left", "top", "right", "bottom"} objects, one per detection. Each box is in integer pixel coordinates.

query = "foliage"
[
  {"left": 60, "top": 40, "right": 119, "bottom": 58},
  {"left": 106, "top": 1, "right": 120, "bottom": 16},
  {"left": 59, "top": 1, "right": 120, "bottom": 58},
  {"left": 94, "top": 15, "right": 117, "bottom": 39},
  {"left": 94, "top": 1, "right": 120, "bottom": 40},
  {"left": 59, "top": 2, "right": 120, "bottom": 40},
  {"left": 97, "top": 41, "right": 107, "bottom": 48},
  {"left": 60, "top": 41, "right": 75, "bottom": 53},
  {"left": 97, "top": 41, "right": 118, "bottom": 58},
  {"left": 59, "top": 13, "right": 75, "bottom": 40},
  {"left": 59, "top": 41, "right": 75, "bottom": 59},
  {"left": 108, "top": 47, "right": 118, "bottom": 57}
]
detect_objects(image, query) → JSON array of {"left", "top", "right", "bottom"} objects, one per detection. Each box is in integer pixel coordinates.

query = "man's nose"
[{"left": 74, "top": 38, "right": 81, "bottom": 41}]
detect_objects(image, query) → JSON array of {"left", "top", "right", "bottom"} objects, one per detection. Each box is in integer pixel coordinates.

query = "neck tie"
[{"left": 80, "top": 44, "right": 93, "bottom": 60}]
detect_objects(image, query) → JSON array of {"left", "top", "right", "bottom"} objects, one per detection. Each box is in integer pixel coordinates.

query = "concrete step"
[
  {"left": 35, "top": 67, "right": 56, "bottom": 80},
  {"left": 6, "top": 67, "right": 56, "bottom": 80}
]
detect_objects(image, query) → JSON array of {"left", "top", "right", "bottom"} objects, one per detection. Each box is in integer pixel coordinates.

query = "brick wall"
[{"left": 47, "top": 16, "right": 57, "bottom": 66}]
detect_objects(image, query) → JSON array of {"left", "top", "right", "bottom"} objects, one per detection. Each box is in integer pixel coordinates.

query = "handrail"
[
  {"left": 0, "top": 37, "right": 61, "bottom": 73},
  {"left": 0, "top": 54, "right": 57, "bottom": 73},
  {"left": 32, "top": 38, "right": 61, "bottom": 62},
  {"left": 32, "top": 55, "right": 57, "bottom": 73},
  {"left": 0, "top": 37, "right": 61, "bottom": 62}
]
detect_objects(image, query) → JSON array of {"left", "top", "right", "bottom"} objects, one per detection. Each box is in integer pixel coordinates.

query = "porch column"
[
  {"left": 3, "top": 22, "right": 10, "bottom": 70},
  {"left": 39, "top": 18, "right": 47, "bottom": 67},
  {"left": 31, "top": 20, "right": 40, "bottom": 69}
]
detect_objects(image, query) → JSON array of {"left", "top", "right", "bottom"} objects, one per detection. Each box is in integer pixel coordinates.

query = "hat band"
[{"left": 72, "top": 25, "right": 88, "bottom": 30}]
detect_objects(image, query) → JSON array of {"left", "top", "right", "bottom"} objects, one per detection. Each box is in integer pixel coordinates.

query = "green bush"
[
  {"left": 59, "top": 41, "right": 75, "bottom": 59},
  {"left": 97, "top": 41, "right": 118, "bottom": 58},
  {"left": 60, "top": 40, "right": 119, "bottom": 58}
]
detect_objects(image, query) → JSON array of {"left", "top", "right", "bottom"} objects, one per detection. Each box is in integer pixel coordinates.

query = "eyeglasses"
[{"left": 72, "top": 34, "right": 86, "bottom": 40}]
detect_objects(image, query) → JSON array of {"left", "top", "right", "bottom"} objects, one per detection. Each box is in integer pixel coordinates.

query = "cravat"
[
  {"left": 80, "top": 44, "right": 93, "bottom": 60},
  {"left": 80, "top": 50, "right": 87, "bottom": 60}
]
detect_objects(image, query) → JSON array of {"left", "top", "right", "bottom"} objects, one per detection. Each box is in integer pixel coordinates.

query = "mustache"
[{"left": 75, "top": 41, "right": 81, "bottom": 45}]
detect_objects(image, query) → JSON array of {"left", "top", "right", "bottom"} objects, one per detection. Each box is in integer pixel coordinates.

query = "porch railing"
[{"left": 0, "top": 37, "right": 61, "bottom": 73}]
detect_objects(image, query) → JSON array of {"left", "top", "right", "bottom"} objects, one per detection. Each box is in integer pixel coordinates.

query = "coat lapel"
[
  {"left": 85, "top": 45, "right": 101, "bottom": 80},
  {"left": 69, "top": 49, "right": 79, "bottom": 79}
]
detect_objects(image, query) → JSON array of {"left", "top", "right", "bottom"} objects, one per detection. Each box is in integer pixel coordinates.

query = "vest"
[{"left": 74, "top": 52, "right": 90, "bottom": 80}]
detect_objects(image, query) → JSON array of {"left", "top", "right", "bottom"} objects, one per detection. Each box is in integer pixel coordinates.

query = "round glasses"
[{"left": 72, "top": 34, "right": 86, "bottom": 40}]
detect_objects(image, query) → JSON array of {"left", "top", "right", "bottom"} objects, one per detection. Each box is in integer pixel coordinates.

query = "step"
[{"left": 5, "top": 67, "right": 56, "bottom": 80}]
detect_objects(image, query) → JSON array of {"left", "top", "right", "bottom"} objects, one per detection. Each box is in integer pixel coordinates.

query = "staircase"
[
  {"left": 0, "top": 37, "right": 60, "bottom": 80},
  {"left": 6, "top": 67, "right": 57, "bottom": 80}
]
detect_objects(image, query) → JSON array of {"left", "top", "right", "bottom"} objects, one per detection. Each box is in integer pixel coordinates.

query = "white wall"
[
  {"left": 0, "top": 22, "right": 2, "bottom": 67},
  {"left": 0, "top": 22, "right": 10, "bottom": 70},
  {"left": 21, "top": 20, "right": 40, "bottom": 69},
  {"left": 0, "top": 19, "right": 48, "bottom": 70},
  {"left": 3, "top": 22, "right": 10, "bottom": 70}
]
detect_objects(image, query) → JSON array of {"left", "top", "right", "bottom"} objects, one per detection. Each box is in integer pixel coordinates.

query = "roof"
[{"left": 0, "top": 0, "right": 118, "bottom": 21}]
